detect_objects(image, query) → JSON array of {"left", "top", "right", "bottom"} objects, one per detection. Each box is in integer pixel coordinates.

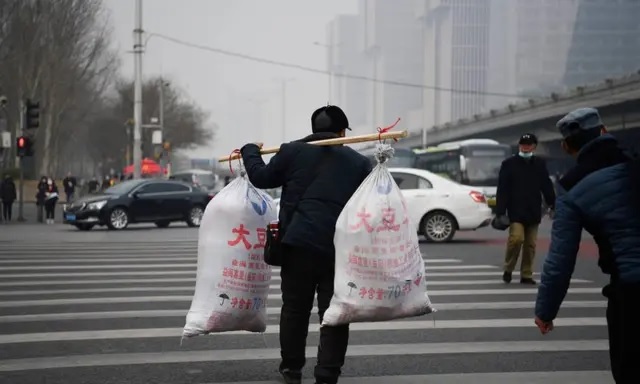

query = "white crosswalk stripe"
[{"left": 0, "top": 240, "right": 613, "bottom": 383}]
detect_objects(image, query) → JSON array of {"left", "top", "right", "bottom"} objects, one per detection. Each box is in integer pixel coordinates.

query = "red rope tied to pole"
[
  {"left": 377, "top": 117, "right": 402, "bottom": 143},
  {"left": 228, "top": 149, "right": 241, "bottom": 174}
]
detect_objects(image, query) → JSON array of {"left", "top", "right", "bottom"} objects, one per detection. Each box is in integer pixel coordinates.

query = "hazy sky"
[{"left": 104, "top": 0, "right": 357, "bottom": 159}]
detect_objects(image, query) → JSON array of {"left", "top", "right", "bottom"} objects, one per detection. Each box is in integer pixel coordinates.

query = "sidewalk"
[{"left": 0, "top": 202, "right": 65, "bottom": 224}]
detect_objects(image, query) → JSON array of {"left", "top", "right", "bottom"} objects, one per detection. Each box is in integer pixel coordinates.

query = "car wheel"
[
  {"left": 186, "top": 205, "right": 204, "bottom": 227},
  {"left": 75, "top": 223, "right": 94, "bottom": 231},
  {"left": 422, "top": 211, "right": 456, "bottom": 243},
  {"left": 107, "top": 207, "right": 129, "bottom": 230},
  {"left": 155, "top": 220, "right": 170, "bottom": 228}
]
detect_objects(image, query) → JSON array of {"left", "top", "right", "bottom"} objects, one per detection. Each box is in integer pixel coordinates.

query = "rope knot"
[
  {"left": 228, "top": 149, "right": 243, "bottom": 175},
  {"left": 377, "top": 117, "right": 401, "bottom": 143},
  {"left": 374, "top": 143, "right": 395, "bottom": 164}
]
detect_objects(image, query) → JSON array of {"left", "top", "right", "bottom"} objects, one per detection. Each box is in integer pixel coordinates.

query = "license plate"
[
  {"left": 487, "top": 198, "right": 496, "bottom": 207},
  {"left": 65, "top": 214, "right": 76, "bottom": 221}
]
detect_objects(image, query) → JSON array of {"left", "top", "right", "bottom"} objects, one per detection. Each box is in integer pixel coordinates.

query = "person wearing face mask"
[
  {"left": 43, "top": 177, "right": 59, "bottom": 224},
  {"left": 495, "top": 133, "right": 556, "bottom": 285},
  {"left": 534, "top": 107, "right": 640, "bottom": 383}
]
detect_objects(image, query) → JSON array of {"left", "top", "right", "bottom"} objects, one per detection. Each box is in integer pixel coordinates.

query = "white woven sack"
[
  {"left": 323, "top": 144, "right": 435, "bottom": 326},
  {"left": 183, "top": 175, "right": 277, "bottom": 337}
]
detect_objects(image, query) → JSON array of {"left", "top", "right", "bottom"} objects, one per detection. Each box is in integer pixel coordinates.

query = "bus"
[{"left": 413, "top": 139, "right": 512, "bottom": 199}]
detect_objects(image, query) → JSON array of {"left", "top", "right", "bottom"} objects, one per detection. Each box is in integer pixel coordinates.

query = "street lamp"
[
  {"left": 272, "top": 78, "right": 295, "bottom": 143},
  {"left": 313, "top": 41, "right": 333, "bottom": 103},
  {"left": 246, "top": 97, "right": 268, "bottom": 144}
]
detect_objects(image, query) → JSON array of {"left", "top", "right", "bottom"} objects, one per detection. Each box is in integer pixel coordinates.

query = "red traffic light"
[{"left": 17, "top": 137, "right": 25, "bottom": 148}]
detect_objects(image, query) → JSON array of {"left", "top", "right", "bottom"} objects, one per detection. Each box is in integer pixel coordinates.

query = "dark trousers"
[
  {"left": 44, "top": 202, "right": 56, "bottom": 219},
  {"left": 2, "top": 202, "right": 11, "bottom": 221},
  {"left": 279, "top": 245, "right": 349, "bottom": 384},
  {"left": 604, "top": 282, "right": 640, "bottom": 383},
  {"left": 65, "top": 192, "right": 74, "bottom": 202}
]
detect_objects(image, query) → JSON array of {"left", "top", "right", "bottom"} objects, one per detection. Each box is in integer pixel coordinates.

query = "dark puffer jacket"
[
  {"left": 495, "top": 155, "right": 555, "bottom": 225},
  {"left": 241, "top": 132, "right": 372, "bottom": 255},
  {"left": 535, "top": 135, "right": 640, "bottom": 322}
]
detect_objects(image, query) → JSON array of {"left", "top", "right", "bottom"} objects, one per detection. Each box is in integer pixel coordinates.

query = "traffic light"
[
  {"left": 25, "top": 99, "right": 40, "bottom": 129},
  {"left": 16, "top": 135, "right": 34, "bottom": 157}
]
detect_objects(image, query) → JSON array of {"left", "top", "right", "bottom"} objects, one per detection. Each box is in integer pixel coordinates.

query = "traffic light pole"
[
  {"left": 132, "top": 0, "right": 144, "bottom": 179},
  {"left": 17, "top": 100, "right": 25, "bottom": 222}
]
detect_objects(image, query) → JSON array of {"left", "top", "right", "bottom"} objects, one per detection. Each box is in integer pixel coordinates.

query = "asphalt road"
[{"left": 0, "top": 219, "right": 614, "bottom": 384}]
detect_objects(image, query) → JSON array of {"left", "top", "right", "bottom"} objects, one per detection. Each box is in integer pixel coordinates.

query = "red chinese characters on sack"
[
  {"left": 253, "top": 228, "right": 266, "bottom": 249},
  {"left": 228, "top": 225, "right": 269, "bottom": 250},
  {"left": 350, "top": 207, "right": 374, "bottom": 233},
  {"left": 228, "top": 224, "right": 251, "bottom": 249},
  {"left": 355, "top": 285, "right": 412, "bottom": 301},
  {"left": 377, "top": 208, "right": 400, "bottom": 232},
  {"left": 350, "top": 207, "right": 405, "bottom": 233}
]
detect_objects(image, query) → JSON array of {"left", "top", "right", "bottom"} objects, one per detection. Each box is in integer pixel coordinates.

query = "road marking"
[
  {"left": 0, "top": 257, "right": 462, "bottom": 264},
  {"left": 0, "top": 301, "right": 607, "bottom": 323},
  {"left": 0, "top": 340, "right": 608, "bottom": 371},
  {"left": 0, "top": 287, "right": 602, "bottom": 307},
  {"left": 212, "top": 371, "right": 615, "bottom": 384},
  {"left": 0, "top": 260, "right": 465, "bottom": 270},
  {"left": 0, "top": 280, "right": 594, "bottom": 297},
  {"left": 0, "top": 264, "right": 498, "bottom": 278},
  {"left": 0, "top": 318, "right": 607, "bottom": 344},
  {"left": 0, "top": 271, "right": 546, "bottom": 285}
]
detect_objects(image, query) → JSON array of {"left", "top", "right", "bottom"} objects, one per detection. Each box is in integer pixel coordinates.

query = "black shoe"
[
  {"left": 279, "top": 368, "right": 302, "bottom": 384},
  {"left": 520, "top": 277, "right": 537, "bottom": 285},
  {"left": 502, "top": 271, "right": 512, "bottom": 283}
]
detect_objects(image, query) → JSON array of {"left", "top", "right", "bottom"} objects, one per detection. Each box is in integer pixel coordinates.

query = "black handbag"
[
  {"left": 491, "top": 214, "right": 510, "bottom": 231},
  {"left": 263, "top": 150, "right": 332, "bottom": 266}
]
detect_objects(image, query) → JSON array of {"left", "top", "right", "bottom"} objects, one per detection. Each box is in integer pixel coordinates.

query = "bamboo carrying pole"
[{"left": 218, "top": 130, "right": 408, "bottom": 163}]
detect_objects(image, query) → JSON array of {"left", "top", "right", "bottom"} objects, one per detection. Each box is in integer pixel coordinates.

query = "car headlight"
[{"left": 86, "top": 200, "right": 107, "bottom": 210}]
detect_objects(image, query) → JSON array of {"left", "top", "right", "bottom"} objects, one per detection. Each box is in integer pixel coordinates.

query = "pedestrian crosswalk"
[{"left": 0, "top": 238, "right": 613, "bottom": 384}]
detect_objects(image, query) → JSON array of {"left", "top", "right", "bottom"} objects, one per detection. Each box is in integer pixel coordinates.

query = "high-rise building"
[
  {"left": 356, "top": 0, "right": 423, "bottom": 130},
  {"left": 563, "top": 0, "right": 640, "bottom": 87},
  {"left": 488, "top": 0, "right": 640, "bottom": 107},
  {"left": 417, "top": 0, "right": 492, "bottom": 128},
  {"left": 326, "top": 15, "right": 368, "bottom": 131}
]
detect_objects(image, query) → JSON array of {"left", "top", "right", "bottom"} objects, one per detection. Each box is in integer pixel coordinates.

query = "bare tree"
[
  {"left": 0, "top": 0, "right": 118, "bottom": 176},
  {"left": 86, "top": 76, "right": 215, "bottom": 171}
]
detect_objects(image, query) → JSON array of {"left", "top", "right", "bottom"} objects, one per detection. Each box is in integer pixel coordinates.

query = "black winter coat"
[
  {"left": 0, "top": 179, "right": 16, "bottom": 202},
  {"left": 241, "top": 132, "right": 372, "bottom": 255},
  {"left": 496, "top": 155, "right": 556, "bottom": 225}
]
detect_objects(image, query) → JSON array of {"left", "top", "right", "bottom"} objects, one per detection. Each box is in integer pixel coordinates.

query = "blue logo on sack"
[
  {"left": 376, "top": 176, "right": 393, "bottom": 195},
  {"left": 247, "top": 188, "right": 268, "bottom": 216}
]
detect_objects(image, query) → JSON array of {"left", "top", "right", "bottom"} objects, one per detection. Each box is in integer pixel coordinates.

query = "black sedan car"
[{"left": 63, "top": 179, "right": 213, "bottom": 231}]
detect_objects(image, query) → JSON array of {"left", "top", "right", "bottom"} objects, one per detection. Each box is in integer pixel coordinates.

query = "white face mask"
[{"left": 518, "top": 151, "right": 533, "bottom": 158}]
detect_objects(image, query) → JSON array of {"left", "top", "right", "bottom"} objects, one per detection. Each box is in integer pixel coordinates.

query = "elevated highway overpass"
[{"left": 398, "top": 70, "right": 640, "bottom": 156}]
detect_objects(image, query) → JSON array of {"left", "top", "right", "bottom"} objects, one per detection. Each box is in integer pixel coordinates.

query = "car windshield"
[
  {"left": 103, "top": 180, "right": 144, "bottom": 195},
  {"left": 465, "top": 147, "right": 511, "bottom": 187},
  {"left": 464, "top": 155, "right": 507, "bottom": 186},
  {"left": 193, "top": 174, "right": 216, "bottom": 189}
]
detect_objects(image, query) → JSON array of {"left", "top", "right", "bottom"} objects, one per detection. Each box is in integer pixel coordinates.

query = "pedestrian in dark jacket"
[
  {"left": 240, "top": 105, "right": 371, "bottom": 384},
  {"left": 62, "top": 172, "right": 77, "bottom": 202},
  {"left": 496, "top": 133, "right": 555, "bottom": 284},
  {"left": 534, "top": 108, "right": 640, "bottom": 384},
  {"left": 43, "top": 177, "right": 59, "bottom": 224},
  {"left": 0, "top": 174, "right": 17, "bottom": 222}
]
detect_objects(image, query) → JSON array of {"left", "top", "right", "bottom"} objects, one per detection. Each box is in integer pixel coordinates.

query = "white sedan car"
[
  {"left": 270, "top": 167, "right": 492, "bottom": 243},
  {"left": 388, "top": 167, "right": 493, "bottom": 242}
]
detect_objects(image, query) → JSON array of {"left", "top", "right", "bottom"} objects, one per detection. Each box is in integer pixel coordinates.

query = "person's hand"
[{"left": 534, "top": 316, "right": 554, "bottom": 335}]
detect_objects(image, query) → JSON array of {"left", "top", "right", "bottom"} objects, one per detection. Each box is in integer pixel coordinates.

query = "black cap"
[
  {"left": 519, "top": 133, "right": 538, "bottom": 145},
  {"left": 556, "top": 107, "right": 603, "bottom": 139},
  {"left": 311, "top": 105, "right": 351, "bottom": 134}
]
